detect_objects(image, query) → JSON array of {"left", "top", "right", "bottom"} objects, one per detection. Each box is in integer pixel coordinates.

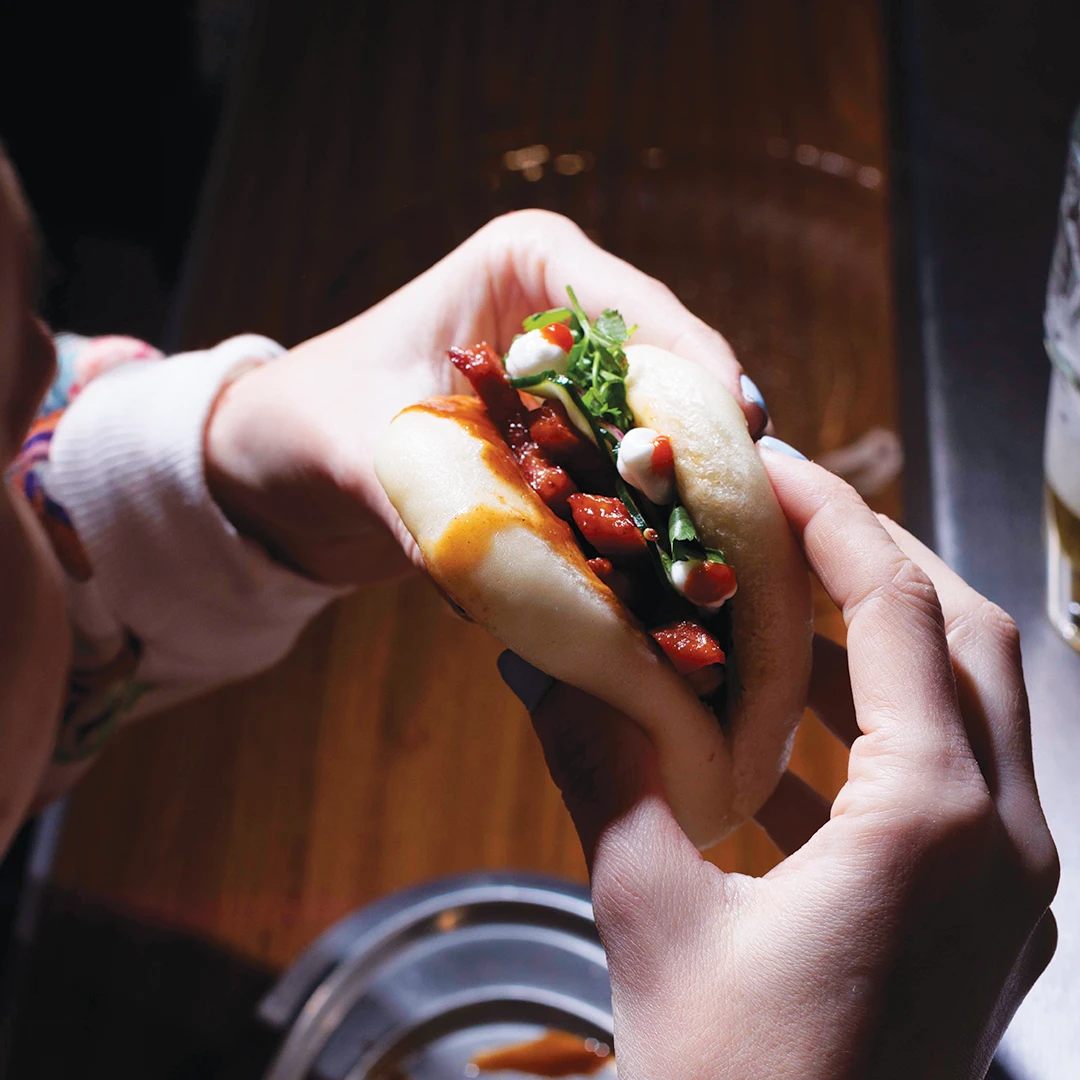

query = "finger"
[
  {"left": 498, "top": 651, "right": 717, "bottom": 1036},
  {"left": 498, "top": 651, "right": 674, "bottom": 863},
  {"left": 807, "top": 634, "right": 859, "bottom": 747},
  {"left": 878, "top": 517, "right": 1049, "bottom": 840},
  {"left": 760, "top": 449, "right": 980, "bottom": 793},
  {"left": 754, "top": 770, "right": 831, "bottom": 856},
  {"left": 475, "top": 210, "right": 769, "bottom": 438},
  {"left": 1012, "top": 907, "right": 1058, "bottom": 999}
]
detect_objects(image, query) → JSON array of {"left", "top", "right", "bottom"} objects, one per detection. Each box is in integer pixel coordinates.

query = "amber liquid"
[{"left": 1045, "top": 484, "right": 1080, "bottom": 652}]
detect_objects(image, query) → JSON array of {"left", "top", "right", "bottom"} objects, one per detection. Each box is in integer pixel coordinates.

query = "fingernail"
[
  {"left": 497, "top": 650, "right": 555, "bottom": 712},
  {"left": 740, "top": 373, "right": 769, "bottom": 436},
  {"left": 758, "top": 435, "right": 808, "bottom": 460}
]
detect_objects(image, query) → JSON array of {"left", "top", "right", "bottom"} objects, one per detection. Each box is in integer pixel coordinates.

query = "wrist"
[
  {"left": 203, "top": 357, "right": 403, "bottom": 584},
  {"left": 204, "top": 365, "right": 304, "bottom": 571}
]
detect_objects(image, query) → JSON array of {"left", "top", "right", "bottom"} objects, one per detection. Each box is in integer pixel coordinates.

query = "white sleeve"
[{"left": 44, "top": 334, "right": 347, "bottom": 755}]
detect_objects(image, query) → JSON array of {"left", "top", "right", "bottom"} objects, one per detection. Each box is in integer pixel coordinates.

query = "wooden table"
[{"left": 10, "top": 0, "right": 900, "bottom": 1073}]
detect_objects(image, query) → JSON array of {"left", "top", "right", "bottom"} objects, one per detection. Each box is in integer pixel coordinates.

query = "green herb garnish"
[
  {"left": 508, "top": 371, "right": 600, "bottom": 445},
  {"left": 520, "top": 286, "right": 636, "bottom": 430},
  {"left": 668, "top": 504, "right": 727, "bottom": 566},
  {"left": 521, "top": 307, "right": 572, "bottom": 333},
  {"left": 511, "top": 289, "right": 732, "bottom": 627},
  {"left": 668, "top": 504, "right": 698, "bottom": 562}
]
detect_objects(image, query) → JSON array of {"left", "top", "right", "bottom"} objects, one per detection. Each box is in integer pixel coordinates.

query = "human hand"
[
  {"left": 204, "top": 210, "right": 768, "bottom": 584},
  {"left": 501, "top": 451, "right": 1058, "bottom": 1080},
  {"left": 0, "top": 148, "right": 69, "bottom": 847}
]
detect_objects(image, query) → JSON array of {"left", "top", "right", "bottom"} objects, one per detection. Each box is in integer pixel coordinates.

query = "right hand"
[
  {"left": 205, "top": 210, "right": 766, "bottom": 584},
  {"left": 509, "top": 451, "right": 1058, "bottom": 1079}
]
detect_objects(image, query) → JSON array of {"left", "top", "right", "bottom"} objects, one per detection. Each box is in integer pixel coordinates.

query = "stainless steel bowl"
[{"left": 259, "top": 873, "right": 613, "bottom": 1079}]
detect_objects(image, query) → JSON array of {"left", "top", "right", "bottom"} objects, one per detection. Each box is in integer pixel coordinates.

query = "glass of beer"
[{"left": 1044, "top": 107, "right": 1080, "bottom": 652}]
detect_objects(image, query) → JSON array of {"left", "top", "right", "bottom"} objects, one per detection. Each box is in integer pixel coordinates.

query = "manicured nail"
[
  {"left": 740, "top": 374, "right": 769, "bottom": 436},
  {"left": 758, "top": 435, "right": 808, "bottom": 460},
  {"left": 497, "top": 650, "right": 555, "bottom": 712}
]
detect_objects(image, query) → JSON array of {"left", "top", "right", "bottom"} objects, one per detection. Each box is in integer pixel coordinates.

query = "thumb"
[
  {"left": 498, "top": 652, "right": 720, "bottom": 1069},
  {"left": 498, "top": 650, "right": 673, "bottom": 863}
]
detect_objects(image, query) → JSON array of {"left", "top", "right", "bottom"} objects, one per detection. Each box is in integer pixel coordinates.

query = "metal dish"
[{"left": 259, "top": 873, "right": 613, "bottom": 1079}]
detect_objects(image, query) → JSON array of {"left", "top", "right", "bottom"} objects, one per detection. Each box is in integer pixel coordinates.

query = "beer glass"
[{"left": 1044, "top": 107, "right": 1080, "bottom": 652}]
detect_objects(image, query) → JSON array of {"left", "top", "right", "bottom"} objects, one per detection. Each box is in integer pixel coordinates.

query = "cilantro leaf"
[
  {"left": 668, "top": 503, "right": 728, "bottom": 565},
  {"left": 594, "top": 308, "right": 628, "bottom": 344},
  {"left": 558, "top": 286, "right": 634, "bottom": 430},
  {"left": 667, "top": 503, "right": 698, "bottom": 561},
  {"left": 565, "top": 285, "right": 590, "bottom": 328},
  {"left": 669, "top": 504, "right": 697, "bottom": 543}
]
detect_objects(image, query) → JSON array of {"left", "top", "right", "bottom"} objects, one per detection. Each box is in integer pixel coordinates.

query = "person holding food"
[{"left": 0, "top": 146, "right": 1057, "bottom": 1077}]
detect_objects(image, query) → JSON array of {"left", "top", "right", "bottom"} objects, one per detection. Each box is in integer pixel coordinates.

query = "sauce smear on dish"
[{"left": 471, "top": 1030, "right": 613, "bottom": 1076}]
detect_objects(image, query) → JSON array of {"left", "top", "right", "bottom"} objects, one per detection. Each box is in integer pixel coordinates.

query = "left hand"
[{"left": 205, "top": 209, "right": 768, "bottom": 584}]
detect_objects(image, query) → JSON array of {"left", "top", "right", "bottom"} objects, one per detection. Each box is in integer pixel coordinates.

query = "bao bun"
[{"left": 375, "top": 344, "right": 812, "bottom": 848}]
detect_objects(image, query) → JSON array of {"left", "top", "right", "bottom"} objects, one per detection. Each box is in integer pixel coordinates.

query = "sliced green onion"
[
  {"left": 511, "top": 372, "right": 599, "bottom": 445},
  {"left": 521, "top": 307, "right": 573, "bottom": 333}
]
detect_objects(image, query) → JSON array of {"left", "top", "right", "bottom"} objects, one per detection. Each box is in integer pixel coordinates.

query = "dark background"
[
  {"left": 0, "top": 0, "right": 252, "bottom": 343},
  {"left": 0, "top": 0, "right": 254, "bottom": 1068},
  {"left": 4, "top": 0, "right": 1080, "bottom": 1076}
]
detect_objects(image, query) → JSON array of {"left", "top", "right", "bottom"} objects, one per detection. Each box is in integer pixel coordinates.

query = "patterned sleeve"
[{"left": 6, "top": 333, "right": 345, "bottom": 762}]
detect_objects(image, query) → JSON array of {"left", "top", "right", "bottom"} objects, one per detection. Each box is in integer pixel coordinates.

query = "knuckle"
[
  {"left": 916, "top": 795, "right": 1060, "bottom": 921},
  {"left": 668, "top": 318, "right": 738, "bottom": 368},
  {"left": 1027, "top": 909, "right": 1059, "bottom": 981},
  {"left": 947, "top": 599, "right": 1021, "bottom": 658},
  {"left": 998, "top": 832, "right": 1060, "bottom": 931},
  {"left": 922, "top": 783, "right": 997, "bottom": 842},
  {"left": 1024, "top": 833, "right": 1061, "bottom": 910},
  {"left": 590, "top": 852, "right": 651, "bottom": 932},
  {"left": 589, "top": 853, "right": 674, "bottom": 995},
  {"left": 810, "top": 473, "right": 875, "bottom": 537},
  {"left": 856, "top": 554, "right": 941, "bottom": 626},
  {"left": 588, "top": 822, "right": 678, "bottom": 944},
  {"left": 481, "top": 207, "right": 582, "bottom": 243},
  {"left": 586, "top": 796, "right": 693, "bottom": 938},
  {"left": 981, "top": 600, "right": 1021, "bottom": 654},
  {"left": 813, "top": 484, "right": 943, "bottom": 633},
  {"left": 648, "top": 276, "right": 681, "bottom": 309},
  {"left": 884, "top": 556, "right": 940, "bottom": 612},
  {"left": 846, "top": 773, "right": 1059, "bottom": 934},
  {"left": 875, "top": 781, "right": 996, "bottom": 856}
]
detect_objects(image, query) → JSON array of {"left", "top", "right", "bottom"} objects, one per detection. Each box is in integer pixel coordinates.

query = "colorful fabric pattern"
[
  {"left": 40, "top": 333, "right": 163, "bottom": 418},
  {"left": 6, "top": 333, "right": 162, "bottom": 760}
]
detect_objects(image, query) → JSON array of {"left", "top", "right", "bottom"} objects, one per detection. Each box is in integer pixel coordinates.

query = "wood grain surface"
[{"left": 50, "top": 0, "right": 899, "bottom": 972}]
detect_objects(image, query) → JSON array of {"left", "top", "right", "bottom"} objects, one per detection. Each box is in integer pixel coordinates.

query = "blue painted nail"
[
  {"left": 497, "top": 651, "right": 555, "bottom": 712},
  {"left": 758, "top": 435, "right": 808, "bottom": 460},
  {"left": 740, "top": 374, "right": 769, "bottom": 421}
]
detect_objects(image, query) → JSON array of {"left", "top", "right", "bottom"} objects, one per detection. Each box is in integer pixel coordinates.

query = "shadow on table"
[
  {"left": 1, "top": 886, "right": 278, "bottom": 1080},
  {"left": 0, "top": 881, "right": 1028, "bottom": 1080}
]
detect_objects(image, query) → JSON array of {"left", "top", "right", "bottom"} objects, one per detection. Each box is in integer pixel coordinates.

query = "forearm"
[{"left": 7, "top": 333, "right": 345, "bottom": 806}]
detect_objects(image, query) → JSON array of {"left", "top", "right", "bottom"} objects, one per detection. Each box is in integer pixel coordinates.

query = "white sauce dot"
[
  {"left": 617, "top": 426, "right": 674, "bottom": 505},
  {"left": 504, "top": 329, "right": 570, "bottom": 380},
  {"left": 670, "top": 558, "right": 731, "bottom": 611},
  {"left": 669, "top": 558, "right": 693, "bottom": 594}
]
